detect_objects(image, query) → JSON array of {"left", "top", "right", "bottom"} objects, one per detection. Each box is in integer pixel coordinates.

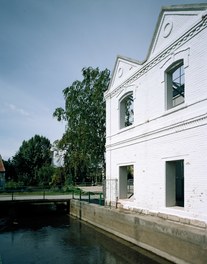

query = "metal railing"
[
  {"left": 0, "top": 187, "right": 104, "bottom": 205},
  {"left": 72, "top": 189, "right": 104, "bottom": 206},
  {"left": 127, "top": 179, "right": 134, "bottom": 198},
  {"left": 0, "top": 187, "right": 72, "bottom": 201}
]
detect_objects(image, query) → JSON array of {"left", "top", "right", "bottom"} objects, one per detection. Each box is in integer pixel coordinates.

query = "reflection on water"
[{"left": 0, "top": 204, "right": 171, "bottom": 264}]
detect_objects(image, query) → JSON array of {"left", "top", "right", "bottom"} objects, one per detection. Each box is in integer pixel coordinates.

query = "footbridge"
[{"left": 0, "top": 186, "right": 104, "bottom": 207}]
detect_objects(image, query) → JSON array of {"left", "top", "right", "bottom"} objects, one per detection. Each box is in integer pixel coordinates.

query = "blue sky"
[{"left": 0, "top": 0, "right": 206, "bottom": 160}]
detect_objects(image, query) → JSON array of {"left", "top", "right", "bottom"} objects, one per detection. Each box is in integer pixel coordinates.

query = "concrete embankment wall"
[{"left": 70, "top": 200, "right": 207, "bottom": 264}]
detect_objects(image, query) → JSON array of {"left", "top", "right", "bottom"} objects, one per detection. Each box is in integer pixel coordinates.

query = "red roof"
[{"left": 0, "top": 155, "right": 5, "bottom": 172}]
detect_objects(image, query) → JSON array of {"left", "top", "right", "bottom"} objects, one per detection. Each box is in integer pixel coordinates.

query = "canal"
[{"left": 0, "top": 204, "right": 171, "bottom": 264}]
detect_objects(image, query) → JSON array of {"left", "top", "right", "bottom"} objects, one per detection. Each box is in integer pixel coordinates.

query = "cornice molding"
[
  {"left": 106, "top": 112, "right": 207, "bottom": 150},
  {"left": 105, "top": 16, "right": 207, "bottom": 100}
]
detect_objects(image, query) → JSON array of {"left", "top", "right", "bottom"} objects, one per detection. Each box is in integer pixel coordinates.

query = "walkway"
[
  {"left": 78, "top": 185, "right": 103, "bottom": 193},
  {"left": 0, "top": 194, "right": 72, "bottom": 204}
]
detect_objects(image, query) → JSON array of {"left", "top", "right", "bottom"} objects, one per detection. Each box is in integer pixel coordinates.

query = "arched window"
[
  {"left": 119, "top": 93, "right": 134, "bottom": 129},
  {"left": 165, "top": 60, "right": 185, "bottom": 109}
]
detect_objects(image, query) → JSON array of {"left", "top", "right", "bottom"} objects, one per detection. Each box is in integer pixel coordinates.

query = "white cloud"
[{"left": 6, "top": 103, "right": 31, "bottom": 117}]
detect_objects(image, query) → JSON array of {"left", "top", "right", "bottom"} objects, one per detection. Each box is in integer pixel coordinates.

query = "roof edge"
[
  {"left": 106, "top": 55, "right": 147, "bottom": 94},
  {"left": 115, "top": 54, "right": 145, "bottom": 65},
  {"left": 146, "top": 3, "right": 207, "bottom": 61}
]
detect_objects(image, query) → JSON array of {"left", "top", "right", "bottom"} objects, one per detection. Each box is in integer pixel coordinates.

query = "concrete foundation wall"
[{"left": 70, "top": 200, "right": 207, "bottom": 264}]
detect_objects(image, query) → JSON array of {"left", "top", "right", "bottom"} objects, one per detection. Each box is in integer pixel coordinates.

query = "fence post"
[
  {"left": 79, "top": 189, "right": 82, "bottom": 201},
  {"left": 116, "top": 196, "right": 118, "bottom": 209},
  {"left": 88, "top": 192, "right": 91, "bottom": 203},
  {"left": 72, "top": 190, "right": 74, "bottom": 199},
  {"left": 99, "top": 193, "right": 102, "bottom": 205}
]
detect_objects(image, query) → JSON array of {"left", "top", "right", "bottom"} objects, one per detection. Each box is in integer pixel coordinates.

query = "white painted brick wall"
[{"left": 105, "top": 8, "right": 207, "bottom": 222}]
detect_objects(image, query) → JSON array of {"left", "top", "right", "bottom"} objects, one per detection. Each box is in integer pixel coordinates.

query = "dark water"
[{"left": 0, "top": 204, "right": 171, "bottom": 264}]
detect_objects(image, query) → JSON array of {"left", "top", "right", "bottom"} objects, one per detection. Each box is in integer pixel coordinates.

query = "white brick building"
[{"left": 104, "top": 4, "right": 207, "bottom": 223}]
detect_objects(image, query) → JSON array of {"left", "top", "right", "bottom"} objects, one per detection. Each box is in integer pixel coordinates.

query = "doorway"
[
  {"left": 166, "top": 160, "right": 184, "bottom": 207},
  {"left": 119, "top": 165, "right": 134, "bottom": 199}
]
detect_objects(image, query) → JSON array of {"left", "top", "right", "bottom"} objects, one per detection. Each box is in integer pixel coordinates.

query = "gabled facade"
[{"left": 104, "top": 4, "right": 207, "bottom": 223}]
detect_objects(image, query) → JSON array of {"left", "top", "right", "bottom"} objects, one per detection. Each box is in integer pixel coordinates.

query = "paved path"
[
  {"left": 0, "top": 194, "right": 72, "bottom": 202},
  {"left": 78, "top": 186, "right": 103, "bottom": 193},
  {"left": 0, "top": 186, "right": 103, "bottom": 203},
  {"left": 0, "top": 191, "right": 103, "bottom": 203}
]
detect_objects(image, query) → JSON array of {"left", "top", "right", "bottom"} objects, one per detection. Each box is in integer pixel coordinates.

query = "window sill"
[
  {"left": 118, "top": 124, "right": 135, "bottom": 134},
  {"left": 163, "top": 103, "right": 188, "bottom": 116}
]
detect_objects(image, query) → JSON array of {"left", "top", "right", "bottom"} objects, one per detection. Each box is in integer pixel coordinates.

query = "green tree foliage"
[
  {"left": 50, "top": 167, "right": 65, "bottom": 188},
  {"left": 53, "top": 67, "right": 110, "bottom": 183},
  {"left": 12, "top": 135, "right": 52, "bottom": 186},
  {"left": 3, "top": 158, "right": 17, "bottom": 182},
  {"left": 37, "top": 165, "right": 54, "bottom": 187}
]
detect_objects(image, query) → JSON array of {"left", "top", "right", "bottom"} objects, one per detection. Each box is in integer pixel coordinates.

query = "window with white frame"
[
  {"left": 165, "top": 60, "right": 185, "bottom": 109},
  {"left": 119, "top": 93, "right": 134, "bottom": 129}
]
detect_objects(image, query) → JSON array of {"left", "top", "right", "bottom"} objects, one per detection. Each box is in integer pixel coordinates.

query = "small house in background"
[{"left": 0, "top": 155, "right": 6, "bottom": 189}]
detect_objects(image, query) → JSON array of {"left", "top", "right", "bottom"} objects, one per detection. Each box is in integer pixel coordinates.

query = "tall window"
[
  {"left": 119, "top": 93, "right": 134, "bottom": 129},
  {"left": 166, "top": 60, "right": 185, "bottom": 109}
]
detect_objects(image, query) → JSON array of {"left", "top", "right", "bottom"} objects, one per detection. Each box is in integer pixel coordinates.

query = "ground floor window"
[
  {"left": 119, "top": 165, "right": 134, "bottom": 199},
  {"left": 166, "top": 160, "right": 184, "bottom": 207}
]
